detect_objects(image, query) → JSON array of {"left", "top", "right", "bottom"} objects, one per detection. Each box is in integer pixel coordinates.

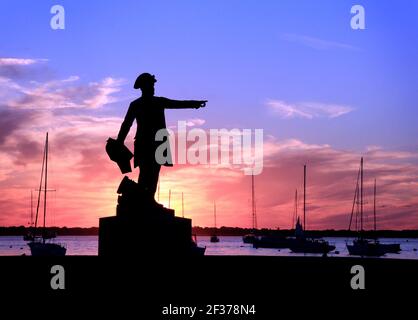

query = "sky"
[{"left": 0, "top": 0, "right": 417, "bottom": 229}]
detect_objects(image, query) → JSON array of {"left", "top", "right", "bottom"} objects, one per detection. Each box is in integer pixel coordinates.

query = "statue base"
[{"left": 98, "top": 177, "right": 205, "bottom": 256}]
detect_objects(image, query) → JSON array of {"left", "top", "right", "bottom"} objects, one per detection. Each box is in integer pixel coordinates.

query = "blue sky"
[{"left": 1, "top": 0, "right": 417, "bottom": 150}]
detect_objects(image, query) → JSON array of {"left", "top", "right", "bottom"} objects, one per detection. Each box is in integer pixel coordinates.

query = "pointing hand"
[{"left": 196, "top": 100, "right": 207, "bottom": 109}]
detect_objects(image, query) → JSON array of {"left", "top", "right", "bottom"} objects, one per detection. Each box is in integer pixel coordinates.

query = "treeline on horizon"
[{"left": 1, "top": 226, "right": 418, "bottom": 238}]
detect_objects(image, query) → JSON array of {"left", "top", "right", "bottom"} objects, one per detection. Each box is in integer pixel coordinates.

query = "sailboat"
[
  {"left": 243, "top": 173, "right": 258, "bottom": 244},
  {"left": 210, "top": 201, "right": 220, "bottom": 243},
  {"left": 253, "top": 189, "right": 299, "bottom": 249},
  {"left": 23, "top": 190, "right": 35, "bottom": 241},
  {"left": 347, "top": 160, "right": 401, "bottom": 256},
  {"left": 373, "top": 179, "right": 401, "bottom": 254},
  {"left": 346, "top": 158, "right": 385, "bottom": 257},
  {"left": 289, "top": 165, "right": 335, "bottom": 254},
  {"left": 27, "top": 132, "right": 66, "bottom": 256}
]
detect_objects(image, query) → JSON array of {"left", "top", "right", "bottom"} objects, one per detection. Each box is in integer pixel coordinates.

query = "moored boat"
[
  {"left": 28, "top": 132, "right": 66, "bottom": 257},
  {"left": 210, "top": 201, "right": 220, "bottom": 243},
  {"left": 289, "top": 165, "right": 335, "bottom": 254},
  {"left": 242, "top": 173, "right": 258, "bottom": 244},
  {"left": 346, "top": 158, "right": 392, "bottom": 257}
]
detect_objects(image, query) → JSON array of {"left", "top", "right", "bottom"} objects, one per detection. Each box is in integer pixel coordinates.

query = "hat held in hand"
[{"left": 106, "top": 138, "right": 134, "bottom": 174}]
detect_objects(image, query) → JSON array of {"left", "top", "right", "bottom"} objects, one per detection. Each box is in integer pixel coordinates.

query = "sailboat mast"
[
  {"left": 34, "top": 135, "right": 46, "bottom": 230},
  {"left": 355, "top": 188, "right": 359, "bottom": 231},
  {"left": 30, "top": 190, "right": 33, "bottom": 227},
  {"left": 254, "top": 200, "right": 257, "bottom": 229},
  {"left": 43, "top": 132, "right": 48, "bottom": 239},
  {"left": 182, "top": 192, "right": 184, "bottom": 218},
  {"left": 294, "top": 189, "right": 298, "bottom": 228},
  {"left": 349, "top": 167, "right": 361, "bottom": 231},
  {"left": 214, "top": 201, "right": 217, "bottom": 229},
  {"left": 251, "top": 173, "right": 256, "bottom": 230},
  {"left": 303, "top": 164, "right": 306, "bottom": 231},
  {"left": 374, "top": 178, "right": 377, "bottom": 231},
  {"left": 360, "top": 157, "right": 363, "bottom": 232}
]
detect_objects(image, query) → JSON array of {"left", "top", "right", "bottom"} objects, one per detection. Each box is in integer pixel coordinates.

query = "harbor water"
[{"left": 1, "top": 236, "right": 418, "bottom": 259}]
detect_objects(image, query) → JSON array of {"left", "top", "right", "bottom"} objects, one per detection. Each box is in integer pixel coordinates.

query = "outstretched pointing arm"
[
  {"left": 117, "top": 103, "right": 135, "bottom": 143},
  {"left": 163, "top": 98, "right": 207, "bottom": 109}
]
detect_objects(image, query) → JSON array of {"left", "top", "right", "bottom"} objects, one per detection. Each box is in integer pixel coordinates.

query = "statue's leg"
[
  {"left": 137, "top": 162, "right": 147, "bottom": 199},
  {"left": 148, "top": 163, "right": 161, "bottom": 197},
  {"left": 138, "top": 161, "right": 161, "bottom": 201}
]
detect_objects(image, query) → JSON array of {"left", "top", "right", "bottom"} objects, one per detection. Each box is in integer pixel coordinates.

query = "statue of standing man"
[{"left": 116, "top": 73, "right": 207, "bottom": 207}]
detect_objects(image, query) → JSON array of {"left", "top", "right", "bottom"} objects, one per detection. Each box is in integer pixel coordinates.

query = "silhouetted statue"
[
  {"left": 100, "top": 73, "right": 207, "bottom": 256},
  {"left": 116, "top": 73, "right": 207, "bottom": 207}
]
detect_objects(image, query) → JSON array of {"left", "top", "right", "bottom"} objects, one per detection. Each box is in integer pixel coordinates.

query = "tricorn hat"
[
  {"left": 133, "top": 73, "right": 157, "bottom": 89},
  {"left": 105, "top": 138, "right": 133, "bottom": 174}
]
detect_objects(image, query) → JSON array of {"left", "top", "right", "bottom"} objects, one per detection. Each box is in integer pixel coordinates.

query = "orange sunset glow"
[{"left": 1, "top": 112, "right": 417, "bottom": 230}]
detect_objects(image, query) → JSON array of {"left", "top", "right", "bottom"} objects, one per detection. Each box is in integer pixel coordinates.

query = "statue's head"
[{"left": 134, "top": 73, "right": 156, "bottom": 97}]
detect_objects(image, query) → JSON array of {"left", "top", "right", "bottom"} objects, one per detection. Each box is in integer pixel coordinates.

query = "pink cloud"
[
  {"left": 7, "top": 76, "right": 124, "bottom": 110},
  {"left": 0, "top": 58, "right": 46, "bottom": 66},
  {"left": 267, "top": 99, "right": 353, "bottom": 119},
  {"left": 1, "top": 106, "right": 417, "bottom": 229}
]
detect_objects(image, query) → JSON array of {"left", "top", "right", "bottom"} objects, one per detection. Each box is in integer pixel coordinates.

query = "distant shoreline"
[{"left": 1, "top": 226, "right": 418, "bottom": 238}]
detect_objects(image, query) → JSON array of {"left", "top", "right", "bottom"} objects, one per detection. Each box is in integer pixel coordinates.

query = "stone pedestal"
[
  {"left": 98, "top": 177, "right": 204, "bottom": 256},
  {"left": 99, "top": 212, "right": 194, "bottom": 256}
]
